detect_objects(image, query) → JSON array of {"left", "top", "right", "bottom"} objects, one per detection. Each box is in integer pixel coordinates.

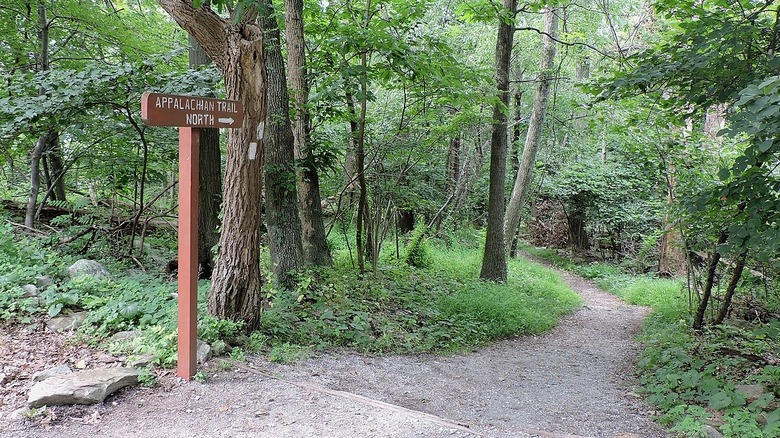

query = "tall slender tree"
[
  {"left": 257, "top": 0, "right": 304, "bottom": 288},
  {"left": 285, "top": 0, "right": 332, "bottom": 267},
  {"left": 503, "top": 7, "right": 558, "bottom": 251},
  {"left": 479, "top": 0, "right": 517, "bottom": 282}
]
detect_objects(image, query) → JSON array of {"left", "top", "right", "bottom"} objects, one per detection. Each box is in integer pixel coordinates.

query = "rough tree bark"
[
  {"left": 26, "top": 1, "right": 59, "bottom": 228},
  {"left": 285, "top": 0, "right": 332, "bottom": 267},
  {"left": 257, "top": 0, "right": 303, "bottom": 288},
  {"left": 693, "top": 230, "right": 729, "bottom": 330},
  {"left": 157, "top": 0, "right": 266, "bottom": 329},
  {"left": 479, "top": 0, "right": 517, "bottom": 282},
  {"left": 714, "top": 251, "right": 747, "bottom": 325},
  {"left": 188, "top": 30, "right": 222, "bottom": 280},
  {"left": 503, "top": 7, "right": 559, "bottom": 250},
  {"left": 45, "top": 140, "right": 66, "bottom": 202}
]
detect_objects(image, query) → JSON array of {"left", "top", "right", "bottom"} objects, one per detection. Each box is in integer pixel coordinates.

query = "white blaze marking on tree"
[
  {"left": 257, "top": 122, "right": 265, "bottom": 140},
  {"left": 248, "top": 142, "right": 258, "bottom": 160}
]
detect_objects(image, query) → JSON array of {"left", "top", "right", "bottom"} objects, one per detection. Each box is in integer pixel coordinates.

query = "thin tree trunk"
[
  {"left": 479, "top": 0, "right": 517, "bottom": 282},
  {"left": 354, "top": 0, "right": 372, "bottom": 274},
  {"left": 26, "top": 2, "right": 54, "bottom": 228},
  {"left": 189, "top": 29, "right": 222, "bottom": 279},
  {"left": 503, "top": 7, "right": 559, "bottom": 250},
  {"left": 26, "top": 131, "right": 55, "bottom": 228},
  {"left": 48, "top": 141, "right": 66, "bottom": 202},
  {"left": 285, "top": 0, "right": 332, "bottom": 267},
  {"left": 693, "top": 230, "right": 729, "bottom": 330},
  {"left": 714, "top": 252, "right": 747, "bottom": 325},
  {"left": 258, "top": 0, "right": 303, "bottom": 288},
  {"left": 158, "top": 0, "right": 266, "bottom": 330}
]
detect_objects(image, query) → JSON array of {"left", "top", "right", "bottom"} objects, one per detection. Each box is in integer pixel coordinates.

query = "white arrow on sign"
[{"left": 218, "top": 117, "right": 235, "bottom": 124}]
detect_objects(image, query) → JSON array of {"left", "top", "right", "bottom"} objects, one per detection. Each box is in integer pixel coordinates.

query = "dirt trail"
[{"left": 1, "top": 269, "right": 669, "bottom": 438}]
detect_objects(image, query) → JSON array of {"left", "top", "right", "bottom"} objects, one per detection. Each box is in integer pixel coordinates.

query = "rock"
[
  {"left": 110, "top": 330, "right": 142, "bottom": 344},
  {"left": 735, "top": 384, "right": 767, "bottom": 403},
  {"left": 211, "top": 339, "right": 231, "bottom": 357},
  {"left": 46, "top": 311, "right": 88, "bottom": 332},
  {"left": 27, "top": 367, "right": 140, "bottom": 408},
  {"left": 35, "top": 275, "right": 54, "bottom": 289},
  {"left": 0, "top": 373, "right": 6, "bottom": 384},
  {"left": 67, "top": 259, "right": 110, "bottom": 279},
  {"left": 21, "top": 284, "right": 39, "bottom": 298},
  {"left": 126, "top": 354, "right": 155, "bottom": 369},
  {"left": 703, "top": 425, "right": 724, "bottom": 438},
  {"left": 197, "top": 340, "right": 212, "bottom": 364},
  {"left": 32, "top": 365, "right": 73, "bottom": 382}
]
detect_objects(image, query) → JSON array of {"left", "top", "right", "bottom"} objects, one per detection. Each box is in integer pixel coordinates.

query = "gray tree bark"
[
  {"left": 285, "top": 0, "right": 332, "bottom": 267},
  {"left": 503, "top": 8, "right": 559, "bottom": 250},
  {"left": 188, "top": 26, "right": 222, "bottom": 279},
  {"left": 479, "top": 0, "right": 517, "bottom": 282},
  {"left": 257, "top": 0, "right": 304, "bottom": 289},
  {"left": 158, "top": 0, "right": 266, "bottom": 330}
]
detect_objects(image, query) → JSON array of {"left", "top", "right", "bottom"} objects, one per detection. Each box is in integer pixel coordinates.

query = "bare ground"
[{"left": 0, "top": 269, "right": 669, "bottom": 438}]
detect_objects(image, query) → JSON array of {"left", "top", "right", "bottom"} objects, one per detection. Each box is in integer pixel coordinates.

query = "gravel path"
[{"left": 1, "top": 269, "right": 669, "bottom": 438}]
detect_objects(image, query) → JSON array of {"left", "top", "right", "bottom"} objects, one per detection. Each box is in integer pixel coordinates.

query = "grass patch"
[{"left": 258, "top": 241, "right": 581, "bottom": 355}]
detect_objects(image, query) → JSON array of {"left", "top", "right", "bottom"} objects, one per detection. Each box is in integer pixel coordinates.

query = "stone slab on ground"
[
  {"left": 27, "top": 368, "right": 140, "bottom": 408},
  {"left": 46, "top": 312, "right": 88, "bottom": 332}
]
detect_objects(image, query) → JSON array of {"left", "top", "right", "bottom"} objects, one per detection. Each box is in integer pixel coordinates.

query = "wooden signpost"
[{"left": 141, "top": 92, "right": 243, "bottom": 379}]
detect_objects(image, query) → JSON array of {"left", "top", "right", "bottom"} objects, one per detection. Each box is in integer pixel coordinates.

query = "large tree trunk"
[
  {"left": 158, "top": 0, "right": 266, "bottom": 330},
  {"left": 285, "top": 0, "right": 332, "bottom": 267},
  {"left": 257, "top": 0, "right": 303, "bottom": 289},
  {"left": 503, "top": 8, "right": 559, "bottom": 250},
  {"left": 479, "top": 0, "right": 517, "bottom": 282},
  {"left": 189, "top": 31, "right": 222, "bottom": 280}
]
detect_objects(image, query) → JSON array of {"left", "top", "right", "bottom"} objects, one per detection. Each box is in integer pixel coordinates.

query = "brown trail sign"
[
  {"left": 141, "top": 92, "right": 244, "bottom": 128},
  {"left": 141, "top": 92, "right": 244, "bottom": 380}
]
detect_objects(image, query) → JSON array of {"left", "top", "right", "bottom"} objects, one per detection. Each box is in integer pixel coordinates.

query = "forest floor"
[{"left": 0, "top": 267, "right": 670, "bottom": 438}]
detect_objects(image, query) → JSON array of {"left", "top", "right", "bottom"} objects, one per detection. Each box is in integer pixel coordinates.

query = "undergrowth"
[
  {"left": 527, "top": 245, "right": 780, "bottom": 438},
  {"left": 1, "top": 222, "right": 581, "bottom": 369}
]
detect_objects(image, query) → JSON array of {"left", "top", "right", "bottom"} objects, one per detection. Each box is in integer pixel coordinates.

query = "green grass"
[
  {"left": 433, "top": 248, "right": 581, "bottom": 340},
  {"left": 256, "top": 240, "right": 581, "bottom": 355}
]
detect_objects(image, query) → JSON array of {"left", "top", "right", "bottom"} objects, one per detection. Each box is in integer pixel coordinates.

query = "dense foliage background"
[{"left": 1, "top": 0, "right": 779, "bottom": 435}]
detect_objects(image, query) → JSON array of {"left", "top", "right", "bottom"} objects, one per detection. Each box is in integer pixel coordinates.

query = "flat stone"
[
  {"left": 21, "top": 284, "right": 39, "bottom": 298},
  {"left": 28, "top": 367, "right": 139, "bottom": 408},
  {"left": 197, "top": 339, "right": 212, "bottom": 364},
  {"left": 126, "top": 354, "right": 155, "bottom": 369},
  {"left": 32, "top": 365, "right": 73, "bottom": 382},
  {"left": 110, "top": 330, "right": 142, "bottom": 344},
  {"left": 67, "top": 259, "right": 110, "bottom": 279},
  {"left": 46, "top": 311, "right": 88, "bottom": 332},
  {"left": 735, "top": 384, "right": 767, "bottom": 403}
]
